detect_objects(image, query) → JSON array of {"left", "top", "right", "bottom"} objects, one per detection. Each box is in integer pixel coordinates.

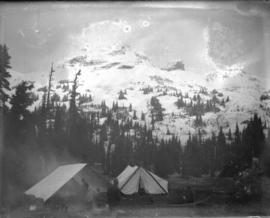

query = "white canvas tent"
[
  {"left": 117, "top": 165, "right": 168, "bottom": 195},
  {"left": 25, "top": 163, "right": 110, "bottom": 202},
  {"left": 25, "top": 163, "right": 87, "bottom": 201}
]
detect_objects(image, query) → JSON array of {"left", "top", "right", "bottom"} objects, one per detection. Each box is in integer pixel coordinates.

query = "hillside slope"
[{"left": 9, "top": 45, "right": 270, "bottom": 143}]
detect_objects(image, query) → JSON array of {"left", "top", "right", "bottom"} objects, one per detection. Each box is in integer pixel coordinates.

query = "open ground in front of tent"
[
  {"left": 4, "top": 200, "right": 270, "bottom": 218},
  {"left": 4, "top": 176, "right": 270, "bottom": 218}
]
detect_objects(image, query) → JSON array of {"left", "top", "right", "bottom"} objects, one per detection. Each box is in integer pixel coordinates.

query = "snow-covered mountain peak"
[
  {"left": 8, "top": 39, "right": 270, "bottom": 144},
  {"left": 161, "top": 60, "right": 185, "bottom": 71},
  {"left": 63, "top": 44, "right": 152, "bottom": 77}
]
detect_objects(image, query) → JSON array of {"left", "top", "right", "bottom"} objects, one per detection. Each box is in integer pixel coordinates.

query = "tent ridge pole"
[
  {"left": 144, "top": 168, "right": 168, "bottom": 194},
  {"left": 119, "top": 166, "right": 140, "bottom": 191}
]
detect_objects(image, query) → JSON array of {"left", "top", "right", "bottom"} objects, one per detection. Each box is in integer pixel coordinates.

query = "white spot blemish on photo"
[
  {"left": 123, "top": 25, "right": 131, "bottom": 33},
  {"left": 142, "top": 20, "right": 150, "bottom": 27}
]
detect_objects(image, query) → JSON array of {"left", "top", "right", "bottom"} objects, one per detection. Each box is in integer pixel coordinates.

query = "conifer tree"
[
  {"left": 68, "top": 70, "right": 82, "bottom": 158},
  {"left": 118, "top": 90, "right": 126, "bottom": 100},
  {"left": 0, "top": 44, "right": 11, "bottom": 105},
  {"left": 141, "top": 112, "right": 145, "bottom": 121},
  {"left": 155, "top": 141, "right": 174, "bottom": 177},
  {"left": 46, "top": 63, "right": 55, "bottom": 111},
  {"left": 150, "top": 96, "right": 164, "bottom": 122},
  {"left": 233, "top": 123, "right": 241, "bottom": 155},
  {"left": 251, "top": 114, "right": 265, "bottom": 157},
  {"left": 211, "top": 132, "right": 217, "bottom": 174},
  {"left": 69, "top": 70, "right": 81, "bottom": 122},
  {"left": 228, "top": 128, "right": 232, "bottom": 141},
  {"left": 101, "top": 100, "right": 107, "bottom": 117},
  {"left": 9, "top": 81, "right": 34, "bottom": 143},
  {"left": 217, "top": 127, "right": 227, "bottom": 168},
  {"left": 133, "top": 110, "right": 137, "bottom": 120},
  {"left": 53, "top": 105, "right": 67, "bottom": 152}
]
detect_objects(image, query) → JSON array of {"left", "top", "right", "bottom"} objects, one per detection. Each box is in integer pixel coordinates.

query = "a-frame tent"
[
  {"left": 117, "top": 165, "right": 168, "bottom": 195},
  {"left": 25, "top": 164, "right": 87, "bottom": 201},
  {"left": 25, "top": 163, "right": 109, "bottom": 202}
]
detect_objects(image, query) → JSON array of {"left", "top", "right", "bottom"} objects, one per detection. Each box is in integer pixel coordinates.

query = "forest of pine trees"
[{"left": 0, "top": 44, "right": 269, "bottom": 204}]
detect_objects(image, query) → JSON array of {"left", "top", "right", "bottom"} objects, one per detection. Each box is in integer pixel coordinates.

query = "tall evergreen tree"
[
  {"left": 251, "top": 114, "right": 265, "bottom": 157},
  {"left": 68, "top": 70, "right": 83, "bottom": 158},
  {"left": 211, "top": 132, "right": 217, "bottom": 174},
  {"left": 53, "top": 105, "right": 67, "bottom": 153},
  {"left": 155, "top": 140, "right": 174, "bottom": 177},
  {"left": 150, "top": 96, "right": 164, "bottom": 122},
  {"left": 217, "top": 127, "right": 227, "bottom": 168},
  {"left": 118, "top": 90, "right": 126, "bottom": 100},
  {"left": 133, "top": 110, "right": 137, "bottom": 120},
  {"left": 228, "top": 128, "right": 232, "bottom": 141},
  {"left": 141, "top": 112, "right": 145, "bottom": 121},
  {"left": 233, "top": 123, "right": 242, "bottom": 155},
  {"left": 69, "top": 70, "right": 81, "bottom": 122},
  {"left": 8, "top": 81, "right": 34, "bottom": 144},
  {"left": 0, "top": 44, "right": 11, "bottom": 105},
  {"left": 46, "top": 63, "right": 55, "bottom": 111}
]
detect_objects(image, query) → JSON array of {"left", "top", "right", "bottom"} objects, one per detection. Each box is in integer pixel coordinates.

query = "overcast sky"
[{"left": 0, "top": 2, "right": 270, "bottom": 86}]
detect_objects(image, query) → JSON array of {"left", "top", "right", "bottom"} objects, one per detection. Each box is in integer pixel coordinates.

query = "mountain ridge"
[{"left": 8, "top": 45, "right": 270, "bottom": 143}]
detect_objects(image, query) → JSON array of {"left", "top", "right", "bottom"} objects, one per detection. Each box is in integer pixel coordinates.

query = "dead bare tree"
[
  {"left": 46, "top": 62, "right": 55, "bottom": 111},
  {"left": 45, "top": 63, "right": 55, "bottom": 129}
]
